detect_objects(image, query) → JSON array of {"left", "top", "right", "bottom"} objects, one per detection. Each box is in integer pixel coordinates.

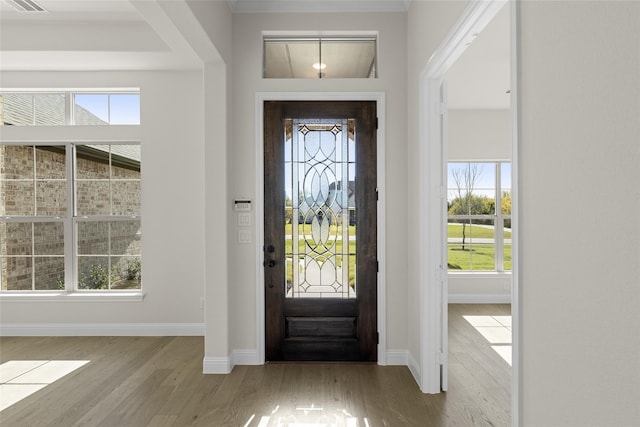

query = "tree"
[{"left": 449, "top": 163, "right": 484, "bottom": 250}]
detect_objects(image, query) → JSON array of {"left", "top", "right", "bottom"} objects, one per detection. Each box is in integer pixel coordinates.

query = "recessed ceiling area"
[{"left": 0, "top": 0, "right": 204, "bottom": 71}]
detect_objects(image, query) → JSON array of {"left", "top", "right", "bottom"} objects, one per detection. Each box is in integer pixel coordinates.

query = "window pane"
[
  {"left": 1, "top": 222, "right": 32, "bottom": 255},
  {"left": 1, "top": 256, "right": 32, "bottom": 290},
  {"left": 111, "top": 145, "right": 141, "bottom": 177},
  {"left": 111, "top": 256, "right": 141, "bottom": 289},
  {"left": 76, "top": 145, "right": 110, "bottom": 179},
  {"left": 448, "top": 162, "right": 496, "bottom": 215},
  {"left": 1, "top": 181, "right": 35, "bottom": 216},
  {"left": 264, "top": 38, "right": 377, "bottom": 79},
  {"left": 77, "top": 256, "right": 111, "bottom": 290},
  {"left": 109, "top": 94, "right": 140, "bottom": 125},
  {"left": 35, "top": 146, "right": 66, "bottom": 179},
  {"left": 111, "top": 181, "right": 141, "bottom": 216},
  {"left": 110, "top": 220, "right": 141, "bottom": 256},
  {"left": 1, "top": 94, "right": 65, "bottom": 126},
  {"left": 34, "top": 257, "right": 64, "bottom": 290},
  {"left": 34, "top": 222, "right": 64, "bottom": 255},
  {"left": 73, "top": 94, "right": 109, "bottom": 124},
  {"left": 76, "top": 181, "right": 110, "bottom": 216},
  {"left": 0, "top": 146, "right": 34, "bottom": 179},
  {"left": 77, "top": 221, "right": 109, "bottom": 255},
  {"left": 447, "top": 219, "right": 496, "bottom": 271},
  {"left": 504, "top": 219, "right": 512, "bottom": 271},
  {"left": 321, "top": 39, "right": 376, "bottom": 78},
  {"left": 36, "top": 181, "right": 67, "bottom": 216}
]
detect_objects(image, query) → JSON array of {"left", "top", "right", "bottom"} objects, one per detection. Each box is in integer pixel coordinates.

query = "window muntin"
[
  {"left": 263, "top": 37, "right": 377, "bottom": 79},
  {"left": 0, "top": 143, "right": 141, "bottom": 292},
  {"left": 447, "top": 161, "right": 511, "bottom": 272}
]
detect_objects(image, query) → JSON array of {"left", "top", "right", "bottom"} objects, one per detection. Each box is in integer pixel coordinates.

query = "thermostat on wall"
[{"left": 234, "top": 200, "right": 251, "bottom": 211}]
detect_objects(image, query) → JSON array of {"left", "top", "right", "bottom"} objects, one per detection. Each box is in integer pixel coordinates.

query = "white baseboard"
[
  {"left": 448, "top": 294, "right": 511, "bottom": 304},
  {"left": 385, "top": 350, "right": 408, "bottom": 365},
  {"left": 203, "top": 356, "right": 233, "bottom": 374},
  {"left": 0, "top": 323, "right": 205, "bottom": 337},
  {"left": 407, "top": 351, "right": 421, "bottom": 388},
  {"left": 232, "top": 349, "right": 261, "bottom": 365}
]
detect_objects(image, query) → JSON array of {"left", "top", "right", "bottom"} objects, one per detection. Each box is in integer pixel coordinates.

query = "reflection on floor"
[
  {"left": 463, "top": 314, "right": 512, "bottom": 365},
  {"left": 0, "top": 360, "right": 90, "bottom": 411}
]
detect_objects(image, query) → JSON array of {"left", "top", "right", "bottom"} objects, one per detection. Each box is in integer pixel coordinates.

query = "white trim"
[
  {"left": 232, "top": 349, "right": 261, "bottom": 365},
  {"left": 385, "top": 350, "right": 408, "bottom": 366},
  {"left": 0, "top": 322, "right": 204, "bottom": 337},
  {"left": 448, "top": 294, "right": 511, "bottom": 304},
  {"left": 255, "top": 91, "right": 387, "bottom": 365},
  {"left": 511, "top": 1, "right": 521, "bottom": 425},
  {"left": 203, "top": 356, "right": 233, "bottom": 374},
  {"left": 229, "top": 0, "right": 409, "bottom": 14},
  {"left": 407, "top": 350, "right": 421, "bottom": 388},
  {"left": 418, "top": 0, "right": 510, "bottom": 395},
  {"left": 0, "top": 291, "right": 144, "bottom": 303}
]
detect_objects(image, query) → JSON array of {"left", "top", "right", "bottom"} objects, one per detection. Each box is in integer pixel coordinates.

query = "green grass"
[
  {"left": 447, "top": 244, "right": 511, "bottom": 271},
  {"left": 285, "top": 223, "right": 356, "bottom": 236},
  {"left": 285, "top": 237, "right": 357, "bottom": 289},
  {"left": 448, "top": 223, "right": 511, "bottom": 238}
]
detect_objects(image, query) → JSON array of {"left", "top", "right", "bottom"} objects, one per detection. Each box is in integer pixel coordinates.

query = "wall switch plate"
[
  {"left": 238, "top": 229, "right": 252, "bottom": 244},
  {"left": 238, "top": 212, "right": 251, "bottom": 227}
]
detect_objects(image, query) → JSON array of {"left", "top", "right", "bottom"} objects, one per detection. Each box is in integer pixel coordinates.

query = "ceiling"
[{"left": 0, "top": 0, "right": 510, "bottom": 109}]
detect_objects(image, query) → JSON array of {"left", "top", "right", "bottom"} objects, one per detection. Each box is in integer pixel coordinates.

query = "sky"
[{"left": 74, "top": 93, "right": 140, "bottom": 125}]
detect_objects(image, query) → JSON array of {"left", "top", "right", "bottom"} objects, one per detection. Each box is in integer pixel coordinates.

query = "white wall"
[
  {"left": 230, "top": 12, "right": 408, "bottom": 356},
  {"left": 448, "top": 109, "right": 511, "bottom": 161},
  {"left": 519, "top": 2, "right": 640, "bottom": 424},
  {"left": 0, "top": 70, "right": 206, "bottom": 332}
]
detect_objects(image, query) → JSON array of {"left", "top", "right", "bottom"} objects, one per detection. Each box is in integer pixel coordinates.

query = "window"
[
  {"left": 447, "top": 162, "right": 511, "bottom": 272},
  {"left": 0, "top": 144, "right": 141, "bottom": 291},
  {"left": 0, "top": 91, "right": 140, "bottom": 126},
  {"left": 263, "top": 36, "right": 377, "bottom": 79},
  {"left": 0, "top": 90, "right": 141, "bottom": 293}
]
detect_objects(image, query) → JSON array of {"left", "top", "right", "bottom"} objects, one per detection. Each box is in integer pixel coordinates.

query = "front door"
[{"left": 264, "top": 101, "right": 377, "bottom": 361}]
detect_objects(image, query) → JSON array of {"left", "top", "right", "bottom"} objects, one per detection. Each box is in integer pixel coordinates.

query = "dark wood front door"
[{"left": 264, "top": 101, "right": 377, "bottom": 361}]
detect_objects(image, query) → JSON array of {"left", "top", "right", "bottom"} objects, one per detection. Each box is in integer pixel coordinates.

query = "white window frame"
[
  {"left": 0, "top": 89, "right": 142, "bottom": 301},
  {"left": 447, "top": 160, "right": 511, "bottom": 273}
]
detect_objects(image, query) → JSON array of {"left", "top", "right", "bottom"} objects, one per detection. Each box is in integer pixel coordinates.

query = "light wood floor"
[{"left": 0, "top": 304, "right": 511, "bottom": 426}]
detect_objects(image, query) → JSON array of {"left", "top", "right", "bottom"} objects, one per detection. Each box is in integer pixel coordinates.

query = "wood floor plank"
[{"left": 0, "top": 304, "right": 511, "bottom": 427}]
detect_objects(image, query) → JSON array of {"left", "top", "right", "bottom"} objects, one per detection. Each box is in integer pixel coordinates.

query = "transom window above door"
[{"left": 263, "top": 35, "right": 377, "bottom": 79}]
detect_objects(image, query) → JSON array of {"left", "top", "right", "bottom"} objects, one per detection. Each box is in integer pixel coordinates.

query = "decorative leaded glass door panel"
[{"left": 264, "top": 101, "right": 377, "bottom": 361}]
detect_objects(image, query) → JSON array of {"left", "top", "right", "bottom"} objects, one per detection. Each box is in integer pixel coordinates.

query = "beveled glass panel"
[{"left": 285, "top": 119, "right": 356, "bottom": 299}]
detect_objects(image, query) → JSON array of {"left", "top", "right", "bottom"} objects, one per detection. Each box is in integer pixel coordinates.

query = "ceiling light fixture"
[{"left": 312, "top": 63, "right": 327, "bottom": 70}]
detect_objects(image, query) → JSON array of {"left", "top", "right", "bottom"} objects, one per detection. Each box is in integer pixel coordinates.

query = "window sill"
[
  {"left": 0, "top": 291, "right": 145, "bottom": 303},
  {"left": 447, "top": 271, "right": 512, "bottom": 278}
]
